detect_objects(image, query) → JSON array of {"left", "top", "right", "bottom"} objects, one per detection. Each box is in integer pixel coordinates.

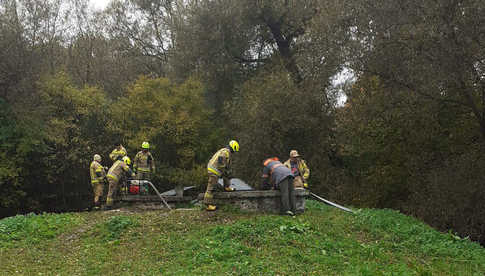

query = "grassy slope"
[{"left": 1, "top": 201, "right": 484, "bottom": 276}]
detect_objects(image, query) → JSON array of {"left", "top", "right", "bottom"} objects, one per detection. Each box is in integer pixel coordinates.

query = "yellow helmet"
[
  {"left": 123, "top": 156, "right": 131, "bottom": 165},
  {"left": 142, "top": 141, "right": 150, "bottom": 149},
  {"left": 229, "top": 140, "right": 239, "bottom": 152}
]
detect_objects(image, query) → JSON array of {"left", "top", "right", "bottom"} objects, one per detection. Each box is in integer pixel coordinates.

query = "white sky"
[{"left": 89, "top": 0, "right": 111, "bottom": 10}]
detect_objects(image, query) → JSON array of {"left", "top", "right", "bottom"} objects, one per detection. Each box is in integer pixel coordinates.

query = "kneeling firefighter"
[
  {"left": 204, "top": 140, "right": 239, "bottom": 211},
  {"left": 105, "top": 156, "right": 135, "bottom": 209}
]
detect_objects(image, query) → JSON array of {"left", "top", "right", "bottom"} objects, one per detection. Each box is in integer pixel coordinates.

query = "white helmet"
[{"left": 93, "top": 154, "right": 102, "bottom": 162}]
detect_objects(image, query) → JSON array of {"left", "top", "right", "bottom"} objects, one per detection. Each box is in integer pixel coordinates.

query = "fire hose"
[{"left": 310, "top": 192, "right": 354, "bottom": 213}]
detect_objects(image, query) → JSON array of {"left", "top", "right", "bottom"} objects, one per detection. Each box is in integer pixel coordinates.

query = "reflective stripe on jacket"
[
  {"left": 90, "top": 160, "right": 106, "bottom": 183},
  {"left": 207, "top": 147, "right": 231, "bottom": 177},
  {"left": 107, "top": 160, "right": 131, "bottom": 181},
  {"left": 133, "top": 151, "right": 155, "bottom": 172},
  {"left": 109, "top": 146, "right": 127, "bottom": 161},
  {"left": 283, "top": 159, "right": 310, "bottom": 180}
]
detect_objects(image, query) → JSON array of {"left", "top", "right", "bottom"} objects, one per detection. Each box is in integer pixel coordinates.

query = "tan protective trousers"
[
  {"left": 106, "top": 178, "right": 119, "bottom": 206},
  {"left": 91, "top": 181, "right": 104, "bottom": 205},
  {"left": 293, "top": 176, "right": 304, "bottom": 189},
  {"left": 204, "top": 174, "right": 218, "bottom": 205},
  {"left": 204, "top": 174, "right": 230, "bottom": 205}
]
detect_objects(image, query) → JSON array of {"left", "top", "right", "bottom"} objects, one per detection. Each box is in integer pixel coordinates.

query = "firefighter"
[
  {"left": 109, "top": 141, "right": 127, "bottom": 162},
  {"left": 262, "top": 157, "right": 296, "bottom": 216},
  {"left": 133, "top": 142, "right": 155, "bottom": 181},
  {"left": 204, "top": 140, "right": 239, "bottom": 211},
  {"left": 89, "top": 154, "right": 107, "bottom": 209},
  {"left": 284, "top": 150, "right": 310, "bottom": 189},
  {"left": 104, "top": 156, "right": 135, "bottom": 209}
]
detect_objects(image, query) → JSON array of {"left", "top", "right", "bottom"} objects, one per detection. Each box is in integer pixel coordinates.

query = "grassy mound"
[{"left": 0, "top": 201, "right": 484, "bottom": 275}]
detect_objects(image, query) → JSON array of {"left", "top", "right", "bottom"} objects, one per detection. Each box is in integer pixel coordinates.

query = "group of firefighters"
[
  {"left": 89, "top": 139, "right": 310, "bottom": 215},
  {"left": 89, "top": 141, "right": 155, "bottom": 210},
  {"left": 204, "top": 140, "right": 310, "bottom": 216}
]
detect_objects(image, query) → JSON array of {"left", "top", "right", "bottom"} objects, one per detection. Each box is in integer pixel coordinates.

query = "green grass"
[
  {"left": 0, "top": 201, "right": 484, "bottom": 275},
  {"left": 0, "top": 212, "right": 83, "bottom": 247}
]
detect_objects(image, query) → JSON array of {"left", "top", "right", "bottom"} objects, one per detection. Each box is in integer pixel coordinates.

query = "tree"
[
  {"left": 349, "top": 0, "right": 485, "bottom": 141},
  {"left": 104, "top": 0, "right": 173, "bottom": 77},
  {"left": 110, "top": 76, "right": 215, "bottom": 189},
  {"left": 39, "top": 72, "right": 112, "bottom": 200},
  {"left": 227, "top": 65, "right": 336, "bottom": 193}
]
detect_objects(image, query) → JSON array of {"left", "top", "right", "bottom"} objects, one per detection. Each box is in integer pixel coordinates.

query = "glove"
[
  {"left": 304, "top": 183, "right": 308, "bottom": 189},
  {"left": 133, "top": 167, "right": 137, "bottom": 173}
]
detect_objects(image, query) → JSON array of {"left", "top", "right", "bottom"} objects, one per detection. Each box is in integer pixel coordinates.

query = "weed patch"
[
  {"left": 0, "top": 212, "right": 82, "bottom": 247},
  {"left": 98, "top": 215, "right": 138, "bottom": 241}
]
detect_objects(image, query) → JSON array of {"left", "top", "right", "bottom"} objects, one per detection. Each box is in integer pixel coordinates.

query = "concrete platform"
[{"left": 197, "top": 189, "right": 310, "bottom": 213}]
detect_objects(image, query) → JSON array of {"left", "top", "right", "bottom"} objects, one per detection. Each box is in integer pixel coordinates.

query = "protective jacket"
[
  {"left": 262, "top": 159, "right": 293, "bottom": 188},
  {"left": 90, "top": 160, "right": 106, "bottom": 184},
  {"left": 207, "top": 147, "right": 231, "bottom": 177},
  {"left": 133, "top": 151, "right": 155, "bottom": 173},
  {"left": 109, "top": 145, "right": 127, "bottom": 161},
  {"left": 283, "top": 159, "right": 310, "bottom": 181},
  {"left": 107, "top": 160, "right": 133, "bottom": 182}
]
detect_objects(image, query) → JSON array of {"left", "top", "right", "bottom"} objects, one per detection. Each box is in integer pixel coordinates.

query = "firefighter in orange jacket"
[
  {"left": 262, "top": 157, "right": 296, "bottom": 216},
  {"left": 204, "top": 140, "right": 239, "bottom": 211}
]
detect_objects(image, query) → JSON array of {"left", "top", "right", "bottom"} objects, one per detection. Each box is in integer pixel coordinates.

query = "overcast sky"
[{"left": 89, "top": 0, "right": 110, "bottom": 10}]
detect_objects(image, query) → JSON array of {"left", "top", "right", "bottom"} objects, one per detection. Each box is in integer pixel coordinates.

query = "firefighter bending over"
[
  {"left": 262, "top": 157, "right": 296, "bottom": 216},
  {"left": 105, "top": 156, "right": 135, "bottom": 209},
  {"left": 204, "top": 140, "right": 239, "bottom": 211}
]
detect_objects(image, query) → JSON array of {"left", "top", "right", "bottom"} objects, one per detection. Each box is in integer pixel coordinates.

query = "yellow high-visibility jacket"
[
  {"left": 109, "top": 145, "right": 127, "bottom": 161},
  {"left": 90, "top": 160, "right": 106, "bottom": 184},
  {"left": 134, "top": 151, "right": 155, "bottom": 173},
  {"left": 284, "top": 159, "right": 310, "bottom": 181},
  {"left": 107, "top": 160, "right": 132, "bottom": 182},
  {"left": 207, "top": 147, "right": 231, "bottom": 177}
]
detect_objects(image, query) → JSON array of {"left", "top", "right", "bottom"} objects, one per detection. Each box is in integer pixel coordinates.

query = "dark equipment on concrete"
[
  {"left": 161, "top": 186, "right": 196, "bottom": 196},
  {"left": 217, "top": 178, "right": 254, "bottom": 191}
]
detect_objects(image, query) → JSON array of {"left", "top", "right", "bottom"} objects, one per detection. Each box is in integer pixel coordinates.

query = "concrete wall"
[{"left": 197, "top": 189, "right": 309, "bottom": 214}]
